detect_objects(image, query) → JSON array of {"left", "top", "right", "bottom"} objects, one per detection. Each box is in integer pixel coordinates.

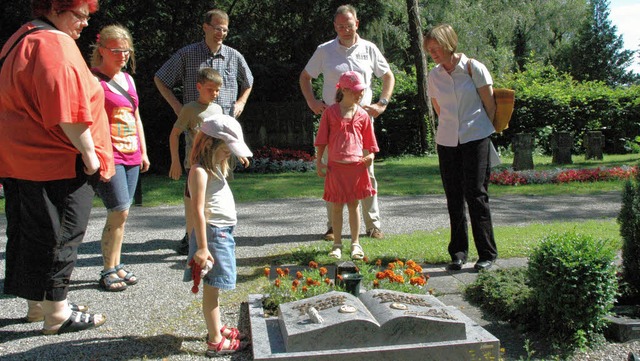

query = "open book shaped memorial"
[{"left": 278, "top": 289, "right": 467, "bottom": 352}]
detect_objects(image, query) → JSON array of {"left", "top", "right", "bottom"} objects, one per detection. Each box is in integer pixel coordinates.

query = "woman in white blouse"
[{"left": 424, "top": 24, "right": 498, "bottom": 272}]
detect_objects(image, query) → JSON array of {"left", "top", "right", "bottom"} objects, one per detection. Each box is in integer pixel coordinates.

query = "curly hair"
[{"left": 31, "top": 0, "right": 99, "bottom": 18}]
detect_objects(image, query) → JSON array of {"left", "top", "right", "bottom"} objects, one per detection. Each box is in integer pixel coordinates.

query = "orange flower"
[
  {"left": 306, "top": 277, "right": 315, "bottom": 286},
  {"left": 363, "top": 256, "right": 369, "bottom": 263},
  {"left": 396, "top": 260, "right": 404, "bottom": 267},
  {"left": 302, "top": 286, "right": 308, "bottom": 292},
  {"left": 376, "top": 272, "right": 386, "bottom": 279},
  {"left": 373, "top": 279, "right": 380, "bottom": 288},
  {"left": 393, "top": 275, "right": 405, "bottom": 283},
  {"left": 337, "top": 274, "right": 343, "bottom": 281},
  {"left": 276, "top": 268, "right": 285, "bottom": 277},
  {"left": 410, "top": 277, "right": 426, "bottom": 286},
  {"left": 296, "top": 271, "right": 303, "bottom": 279},
  {"left": 263, "top": 268, "right": 270, "bottom": 277},
  {"left": 406, "top": 260, "right": 417, "bottom": 268},
  {"left": 274, "top": 278, "right": 281, "bottom": 287},
  {"left": 384, "top": 269, "right": 395, "bottom": 278},
  {"left": 291, "top": 285, "right": 297, "bottom": 292},
  {"left": 324, "top": 277, "right": 331, "bottom": 285},
  {"left": 319, "top": 267, "right": 328, "bottom": 276},
  {"left": 284, "top": 268, "right": 290, "bottom": 276},
  {"left": 314, "top": 280, "right": 321, "bottom": 286},
  {"left": 388, "top": 262, "right": 396, "bottom": 269},
  {"left": 309, "top": 261, "right": 318, "bottom": 269},
  {"left": 404, "top": 269, "right": 416, "bottom": 277},
  {"left": 412, "top": 264, "right": 423, "bottom": 273},
  {"left": 375, "top": 259, "right": 382, "bottom": 266},
  {"left": 292, "top": 279, "right": 300, "bottom": 287}
]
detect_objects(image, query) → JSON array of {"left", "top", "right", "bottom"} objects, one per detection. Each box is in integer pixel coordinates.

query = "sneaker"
[
  {"left": 367, "top": 228, "right": 384, "bottom": 239},
  {"left": 177, "top": 233, "right": 189, "bottom": 255},
  {"left": 323, "top": 227, "right": 334, "bottom": 241}
]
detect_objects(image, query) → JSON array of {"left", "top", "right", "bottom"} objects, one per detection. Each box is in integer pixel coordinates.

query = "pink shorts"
[{"left": 323, "top": 160, "right": 375, "bottom": 204}]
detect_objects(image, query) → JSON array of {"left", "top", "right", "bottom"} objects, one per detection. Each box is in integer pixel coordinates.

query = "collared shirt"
[
  {"left": 155, "top": 41, "right": 253, "bottom": 115},
  {"left": 304, "top": 36, "right": 390, "bottom": 106},
  {"left": 427, "top": 54, "right": 494, "bottom": 147}
]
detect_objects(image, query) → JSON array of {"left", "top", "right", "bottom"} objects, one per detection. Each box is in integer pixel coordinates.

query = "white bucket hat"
[{"left": 199, "top": 114, "right": 253, "bottom": 158}]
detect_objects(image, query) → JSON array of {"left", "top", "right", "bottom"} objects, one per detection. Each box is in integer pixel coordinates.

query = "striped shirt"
[{"left": 155, "top": 41, "right": 253, "bottom": 115}]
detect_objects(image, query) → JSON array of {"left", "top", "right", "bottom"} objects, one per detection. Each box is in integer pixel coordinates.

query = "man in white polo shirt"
[{"left": 300, "top": 4, "right": 395, "bottom": 241}]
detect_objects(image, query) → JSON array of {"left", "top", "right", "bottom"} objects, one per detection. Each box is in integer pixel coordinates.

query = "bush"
[
  {"left": 527, "top": 231, "right": 618, "bottom": 351},
  {"left": 618, "top": 166, "right": 640, "bottom": 301},
  {"left": 236, "top": 146, "right": 315, "bottom": 173},
  {"left": 465, "top": 267, "right": 535, "bottom": 327}
]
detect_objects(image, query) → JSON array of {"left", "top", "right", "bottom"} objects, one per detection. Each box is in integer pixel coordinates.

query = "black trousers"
[
  {"left": 437, "top": 137, "right": 498, "bottom": 262},
  {"left": 3, "top": 158, "right": 95, "bottom": 301}
]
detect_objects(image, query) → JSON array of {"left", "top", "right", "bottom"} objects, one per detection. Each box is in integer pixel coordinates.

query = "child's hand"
[
  {"left": 194, "top": 248, "right": 215, "bottom": 269},
  {"left": 169, "top": 161, "right": 182, "bottom": 180},
  {"left": 238, "top": 157, "right": 250, "bottom": 168},
  {"left": 316, "top": 162, "right": 327, "bottom": 177},
  {"left": 362, "top": 154, "right": 374, "bottom": 168}
]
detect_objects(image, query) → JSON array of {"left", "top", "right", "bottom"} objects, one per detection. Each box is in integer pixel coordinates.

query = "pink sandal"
[
  {"left": 220, "top": 325, "right": 246, "bottom": 340},
  {"left": 205, "top": 336, "right": 246, "bottom": 356}
]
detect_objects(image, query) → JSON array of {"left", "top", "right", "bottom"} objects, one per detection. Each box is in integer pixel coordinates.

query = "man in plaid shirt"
[{"left": 154, "top": 9, "right": 253, "bottom": 118}]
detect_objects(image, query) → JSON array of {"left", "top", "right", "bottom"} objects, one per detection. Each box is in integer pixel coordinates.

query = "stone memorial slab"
[
  {"left": 250, "top": 290, "right": 500, "bottom": 361},
  {"left": 278, "top": 290, "right": 466, "bottom": 352}
]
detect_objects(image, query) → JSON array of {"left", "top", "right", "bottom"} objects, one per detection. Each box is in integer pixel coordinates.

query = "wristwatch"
[{"left": 378, "top": 98, "right": 389, "bottom": 106}]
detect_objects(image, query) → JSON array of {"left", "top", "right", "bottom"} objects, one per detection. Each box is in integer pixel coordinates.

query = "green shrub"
[
  {"left": 464, "top": 267, "right": 535, "bottom": 327},
  {"left": 527, "top": 231, "right": 618, "bottom": 351},
  {"left": 618, "top": 167, "right": 640, "bottom": 301}
]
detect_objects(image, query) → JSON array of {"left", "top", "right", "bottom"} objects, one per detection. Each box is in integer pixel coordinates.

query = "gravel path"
[{"left": 0, "top": 192, "right": 636, "bottom": 360}]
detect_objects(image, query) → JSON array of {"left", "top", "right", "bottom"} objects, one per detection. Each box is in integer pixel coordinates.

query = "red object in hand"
[{"left": 189, "top": 259, "right": 203, "bottom": 293}]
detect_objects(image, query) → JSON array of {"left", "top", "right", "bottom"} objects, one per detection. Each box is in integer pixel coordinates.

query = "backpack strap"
[
  {"left": 91, "top": 69, "right": 137, "bottom": 111},
  {"left": 0, "top": 26, "right": 44, "bottom": 70}
]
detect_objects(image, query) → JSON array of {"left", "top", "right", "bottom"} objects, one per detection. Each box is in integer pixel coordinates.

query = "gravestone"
[
  {"left": 584, "top": 131, "right": 604, "bottom": 160},
  {"left": 512, "top": 133, "right": 534, "bottom": 170},
  {"left": 551, "top": 131, "right": 573, "bottom": 165},
  {"left": 249, "top": 289, "right": 500, "bottom": 360}
]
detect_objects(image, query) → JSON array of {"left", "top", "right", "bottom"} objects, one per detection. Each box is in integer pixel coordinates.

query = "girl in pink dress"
[{"left": 314, "top": 71, "right": 379, "bottom": 260}]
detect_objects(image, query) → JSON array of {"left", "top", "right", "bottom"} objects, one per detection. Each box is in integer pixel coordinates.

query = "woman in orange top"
[{"left": 0, "top": 0, "right": 114, "bottom": 335}]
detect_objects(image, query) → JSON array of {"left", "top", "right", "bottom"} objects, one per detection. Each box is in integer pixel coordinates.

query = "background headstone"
[
  {"left": 552, "top": 131, "right": 573, "bottom": 165},
  {"left": 512, "top": 133, "right": 534, "bottom": 170}
]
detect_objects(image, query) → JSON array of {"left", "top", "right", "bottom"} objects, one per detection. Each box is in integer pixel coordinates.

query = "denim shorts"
[
  {"left": 96, "top": 164, "right": 139, "bottom": 212},
  {"left": 183, "top": 225, "right": 236, "bottom": 290}
]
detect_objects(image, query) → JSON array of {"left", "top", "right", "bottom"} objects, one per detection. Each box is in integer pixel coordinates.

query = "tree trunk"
[{"left": 405, "top": 0, "right": 434, "bottom": 153}]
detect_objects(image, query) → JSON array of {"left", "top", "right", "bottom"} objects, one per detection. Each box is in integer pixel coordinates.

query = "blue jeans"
[
  {"left": 96, "top": 164, "right": 140, "bottom": 211},
  {"left": 183, "top": 225, "right": 237, "bottom": 290}
]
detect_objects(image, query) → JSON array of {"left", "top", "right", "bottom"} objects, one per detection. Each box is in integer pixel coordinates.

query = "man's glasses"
[
  {"left": 207, "top": 24, "right": 229, "bottom": 34},
  {"left": 335, "top": 24, "right": 356, "bottom": 30},
  {"left": 68, "top": 9, "right": 90, "bottom": 23},
  {"left": 102, "top": 47, "right": 132, "bottom": 55}
]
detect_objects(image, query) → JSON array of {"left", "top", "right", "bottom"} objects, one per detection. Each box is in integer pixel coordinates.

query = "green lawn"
[{"left": 134, "top": 152, "right": 640, "bottom": 206}]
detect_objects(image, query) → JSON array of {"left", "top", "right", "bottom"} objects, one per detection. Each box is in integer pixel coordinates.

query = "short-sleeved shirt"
[
  {"left": 427, "top": 54, "right": 494, "bottom": 147},
  {"left": 314, "top": 104, "right": 379, "bottom": 163},
  {"left": 0, "top": 20, "right": 114, "bottom": 181},
  {"left": 304, "top": 36, "right": 391, "bottom": 106},
  {"left": 173, "top": 101, "right": 223, "bottom": 168},
  {"left": 97, "top": 71, "right": 141, "bottom": 166},
  {"left": 155, "top": 41, "right": 253, "bottom": 115}
]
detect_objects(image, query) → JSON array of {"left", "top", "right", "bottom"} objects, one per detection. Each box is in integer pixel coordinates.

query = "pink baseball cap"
[
  {"left": 337, "top": 71, "right": 367, "bottom": 91},
  {"left": 199, "top": 114, "right": 253, "bottom": 158}
]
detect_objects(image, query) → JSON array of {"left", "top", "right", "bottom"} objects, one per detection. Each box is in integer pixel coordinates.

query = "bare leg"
[
  {"left": 26, "top": 300, "right": 43, "bottom": 321},
  {"left": 203, "top": 284, "right": 223, "bottom": 343},
  {"left": 347, "top": 200, "right": 361, "bottom": 245},
  {"left": 101, "top": 210, "right": 128, "bottom": 287},
  {"left": 331, "top": 202, "right": 345, "bottom": 246}
]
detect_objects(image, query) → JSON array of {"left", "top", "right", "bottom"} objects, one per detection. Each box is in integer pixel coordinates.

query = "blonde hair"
[
  {"left": 424, "top": 24, "right": 458, "bottom": 53},
  {"left": 91, "top": 24, "right": 136, "bottom": 73},
  {"left": 197, "top": 68, "right": 223, "bottom": 86},
  {"left": 190, "top": 132, "right": 229, "bottom": 179}
]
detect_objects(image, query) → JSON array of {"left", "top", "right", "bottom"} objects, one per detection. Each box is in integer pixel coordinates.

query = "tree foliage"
[{"left": 553, "top": 0, "right": 638, "bottom": 85}]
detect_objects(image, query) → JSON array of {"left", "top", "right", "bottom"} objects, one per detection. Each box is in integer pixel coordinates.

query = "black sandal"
[
  {"left": 99, "top": 268, "right": 127, "bottom": 292},
  {"left": 115, "top": 263, "right": 138, "bottom": 285},
  {"left": 42, "top": 311, "right": 106, "bottom": 335}
]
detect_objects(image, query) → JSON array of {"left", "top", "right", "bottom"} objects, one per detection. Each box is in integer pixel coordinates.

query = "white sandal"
[
  {"left": 329, "top": 244, "right": 342, "bottom": 259},
  {"left": 351, "top": 243, "right": 365, "bottom": 260}
]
